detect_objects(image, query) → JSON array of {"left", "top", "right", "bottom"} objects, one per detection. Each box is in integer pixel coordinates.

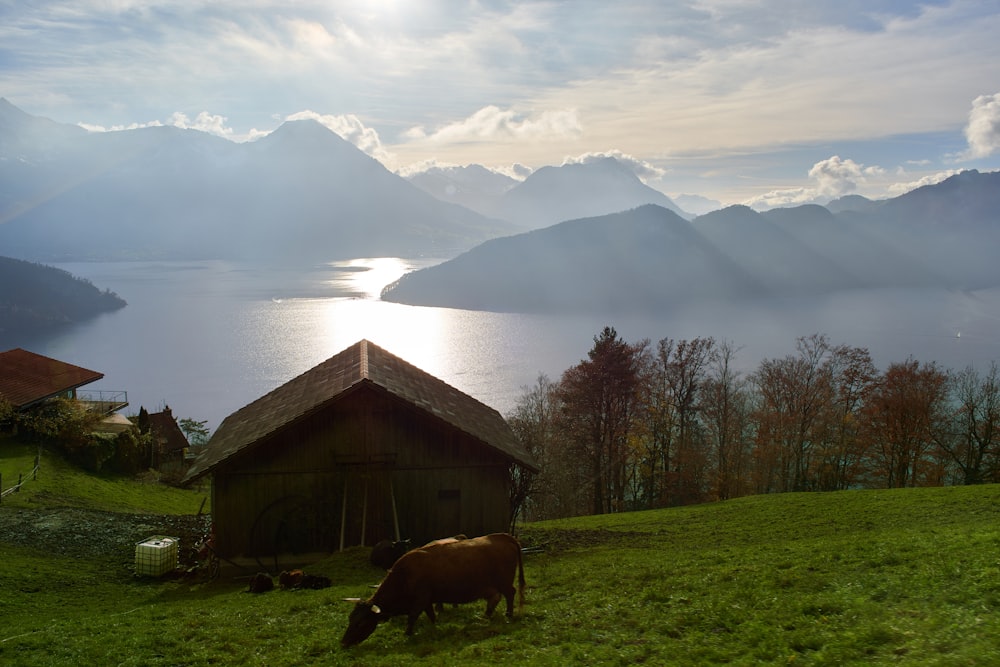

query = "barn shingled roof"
[
  {"left": 182, "top": 339, "right": 537, "bottom": 483},
  {"left": 0, "top": 348, "right": 104, "bottom": 410}
]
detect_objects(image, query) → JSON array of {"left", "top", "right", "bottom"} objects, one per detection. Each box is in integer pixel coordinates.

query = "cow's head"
[{"left": 341, "top": 600, "right": 383, "bottom": 647}]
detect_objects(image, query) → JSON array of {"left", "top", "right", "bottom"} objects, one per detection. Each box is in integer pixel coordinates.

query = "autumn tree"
[
  {"left": 816, "top": 344, "right": 878, "bottom": 490},
  {"left": 556, "top": 326, "right": 646, "bottom": 514},
  {"left": 862, "top": 358, "right": 949, "bottom": 488},
  {"left": 752, "top": 334, "right": 840, "bottom": 492},
  {"left": 639, "top": 336, "right": 715, "bottom": 507}
]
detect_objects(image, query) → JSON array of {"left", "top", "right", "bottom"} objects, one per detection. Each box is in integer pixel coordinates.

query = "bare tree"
[
  {"left": 938, "top": 363, "right": 1000, "bottom": 485},
  {"left": 702, "top": 340, "right": 754, "bottom": 500},
  {"left": 507, "top": 374, "right": 571, "bottom": 520}
]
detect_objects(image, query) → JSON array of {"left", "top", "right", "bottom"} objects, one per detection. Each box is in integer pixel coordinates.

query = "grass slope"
[
  {"left": 1, "top": 440, "right": 206, "bottom": 514},
  {"left": 2, "top": 439, "right": 998, "bottom": 665}
]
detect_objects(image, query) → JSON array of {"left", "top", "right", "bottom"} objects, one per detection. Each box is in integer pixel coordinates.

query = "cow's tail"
[{"left": 516, "top": 539, "right": 526, "bottom": 613}]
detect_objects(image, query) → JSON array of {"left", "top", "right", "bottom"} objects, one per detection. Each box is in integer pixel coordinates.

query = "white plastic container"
[{"left": 135, "top": 536, "right": 179, "bottom": 576}]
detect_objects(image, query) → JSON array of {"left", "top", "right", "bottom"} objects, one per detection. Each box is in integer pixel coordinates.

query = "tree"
[
  {"left": 555, "top": 327, "right": 646, "bottom": 514},
  {"left": 639, "top": 336, "right": 715, "bottom": 507},
  {"left": 702, "top": 340, "right": 754, "bottom": 500},
  {"left": 817, "top": 344, "right": 878, "bottom": 490},
  {"left": 862, "top": 358, "right": 949, "bottom": 488},
  {"left": 938, "top": 363, "right": 1000, "bottom": 485},
  {"left": 507, "top": 374, "right": 559, "bottom": 521},
  {"left": 178, "top": 417, "right": 211, "bottom": 447},
  {"left": 752, "top": 334, "right": 838, "bottom": 493}
]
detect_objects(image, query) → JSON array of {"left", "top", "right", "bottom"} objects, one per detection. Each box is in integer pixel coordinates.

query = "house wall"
[{"left": 211, "top": 386, "right": 512, "bottom": 560}]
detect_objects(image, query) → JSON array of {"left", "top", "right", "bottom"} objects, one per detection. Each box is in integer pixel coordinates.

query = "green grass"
[
  {"left": 1, "top": 438, "right": 206, "bottom": 514},
  {"left": 3, "top": 436, "right": 1000, "bottom": 665}
]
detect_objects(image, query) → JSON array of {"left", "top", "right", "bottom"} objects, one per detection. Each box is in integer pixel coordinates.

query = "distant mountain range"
[
  {"left": 383, "top": 170, "right": 1000, "bottom": 313},
  {"left": 0, "top": 99, "right": 516, "bottom": 261},
  {"left": 407, "top": 158, "right": 692, "bottom": 227}
]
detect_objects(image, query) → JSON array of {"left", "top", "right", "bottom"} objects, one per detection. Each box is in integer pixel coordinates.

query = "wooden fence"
[{"left": 0, "top": 453, "right": 40, "bottom": 503}]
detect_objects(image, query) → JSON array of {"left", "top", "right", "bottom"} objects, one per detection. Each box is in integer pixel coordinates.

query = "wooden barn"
[{"left": 182, "top": 339, "right": 537, "bottom": 566}]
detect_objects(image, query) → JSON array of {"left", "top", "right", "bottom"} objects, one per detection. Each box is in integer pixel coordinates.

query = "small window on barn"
[{"left": 438, "top": 489, "right": 461, "bottom": 500}]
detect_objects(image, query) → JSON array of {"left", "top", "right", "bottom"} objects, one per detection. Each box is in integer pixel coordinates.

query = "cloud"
[
  {"left": 746, "top": 155, "right": 885, "bottom": 209},
  {"left": 961, "top": 92, "right": 1000, "bottom": 159},
  {"left": 885, "top": 170, "right": 959, "bottom": 196},
  {"left": 168, "top": 111, "right": 234, "bottom": 138},
  {"left": 562, "top": 150, "right": 666, "bottom": 182},
  {"left": 396, "top": 157, "right": 533, "bottom": 182},
  {"left": 404, "top": 106, "right": 582, "bottom": 144},
  {"left": 285, "top": 110, "right": 392, "bottom": 163},
  {"left": 808, "top": 156, "right": 884, "bottom": 198}
]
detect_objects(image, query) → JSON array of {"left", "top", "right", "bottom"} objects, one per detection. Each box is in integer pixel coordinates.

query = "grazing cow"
[{"left": 341, "top": 533, "right": 526, "bottom": 647}]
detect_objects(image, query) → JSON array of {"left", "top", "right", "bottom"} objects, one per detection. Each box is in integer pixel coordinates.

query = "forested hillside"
[{"left": 0, "top": 256, "right": 126, "bottom": 339}]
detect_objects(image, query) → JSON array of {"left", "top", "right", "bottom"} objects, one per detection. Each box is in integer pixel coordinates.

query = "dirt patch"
[{"left": 0, "top": 505, "right": 211, "bottom": 571}]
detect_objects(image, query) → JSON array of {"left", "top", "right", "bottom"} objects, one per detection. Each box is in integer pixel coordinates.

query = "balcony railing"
[{"left": 77, "top": 390, "right": 129, "bottom": 415}]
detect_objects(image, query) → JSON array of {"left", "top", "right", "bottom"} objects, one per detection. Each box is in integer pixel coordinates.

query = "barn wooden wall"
[{"left": 211, "top": 386, "right": 513, "bottom": 560}]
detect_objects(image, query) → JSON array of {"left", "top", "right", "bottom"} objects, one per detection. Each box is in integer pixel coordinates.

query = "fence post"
[
  {"left": 17, "top": 472, "right": 22, "bottom": 493},
  {"left": 1, "top": 472, "right": 3, "bottom": 504},
  {"left": 34, "top": 453, "right": 39, "bottom": 480}
]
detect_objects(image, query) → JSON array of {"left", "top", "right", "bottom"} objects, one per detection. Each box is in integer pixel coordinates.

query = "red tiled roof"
[
  {"left": 183, "top": 339, "right": 537, "bottom": 483},
  {"left": 0, "top": 348, "right": 104, "bottom": 409}
]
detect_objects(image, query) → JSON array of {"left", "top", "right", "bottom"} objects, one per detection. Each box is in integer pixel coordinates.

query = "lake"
[{"left": 12, "top": 259, "right": 1000, "bottom": 432}]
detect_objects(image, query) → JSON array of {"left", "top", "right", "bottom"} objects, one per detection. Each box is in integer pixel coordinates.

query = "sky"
[{"left": 2, "top": 0, "right": 1000, "bottom": 210}]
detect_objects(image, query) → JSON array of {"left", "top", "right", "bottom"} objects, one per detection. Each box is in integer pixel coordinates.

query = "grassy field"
[{"left": 2, "top": 439, "right": 1000, "bottom": 665}]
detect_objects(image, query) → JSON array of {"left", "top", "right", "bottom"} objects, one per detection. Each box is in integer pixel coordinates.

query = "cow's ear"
[{"left": 371, "top": 605, "right": 382, "bottom": 615}]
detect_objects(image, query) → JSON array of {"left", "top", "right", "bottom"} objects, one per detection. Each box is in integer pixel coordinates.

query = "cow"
[
  {"left": 341, "top": 533, "right": 526, "bottom": 647},
  {"left": 369, "top": 538, "right": 411, "bottom": 570}
]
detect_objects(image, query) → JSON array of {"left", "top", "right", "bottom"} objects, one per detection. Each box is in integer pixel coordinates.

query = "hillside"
[
  {"left": 1, "top": 437, "right": 997, "bottom": 665},
  {"left": 0, "top": 255, "right": 126, "bottom": 341},
  {"left": 383, "top": 171, "right": 1000, "bottom": 313}
]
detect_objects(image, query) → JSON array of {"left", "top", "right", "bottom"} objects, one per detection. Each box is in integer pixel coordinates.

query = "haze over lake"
[{"left": 14, "top": 259, "right": 1000, "bottom": 433}]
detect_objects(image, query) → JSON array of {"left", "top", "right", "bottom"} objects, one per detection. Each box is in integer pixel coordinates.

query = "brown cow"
[{"left": 341, "top": 533, "right": 525, "bottom": 647}]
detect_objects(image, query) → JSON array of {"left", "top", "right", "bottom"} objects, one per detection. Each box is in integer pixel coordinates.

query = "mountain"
[
  {"left": 383, "top": 171, "right": 1000, "bottom": 314},
  {"left": 383, "top": 205, "right": 762, "bottom": 313},
  {"left": 0, "top": 255, "right": 126, "bottom": 341},
  {"left": 406, "top": 164, "right": 518, "bottom": 217},
  {"left": 0, "top": 101, "right": 516, "bottom": 261}
]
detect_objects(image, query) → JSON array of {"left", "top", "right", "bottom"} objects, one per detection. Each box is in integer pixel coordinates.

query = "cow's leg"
[
  {"left": 425, "top": 604, "right": 437, "bottom": 623},
  {"left": 405, "top": 611, "right": 420, "bottom": 635},
  {"left": 484, "top": 591, "right": 502, "bottom": 617},
  {"left": 501, "top": 584, "right": 515, "bottom": 618}
]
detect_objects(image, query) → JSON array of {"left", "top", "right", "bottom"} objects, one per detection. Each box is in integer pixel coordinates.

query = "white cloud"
[
  {"left": 168, "top": 111, "right": 234, "bottom": 138},
  {"left": 562, "top": 150, "right": 666, "bottom": 182},
  {"left": 285, "top": 110, "right": 392, "bottom": 163},
  {"left": 395, "top": 157, "right": 533, "bottom": 182},
  {"left": 746, "top": 155, "right": 885, "bottom": 209},
  {"left": 961, "top": 92, "right": 1000, "bottom": 159},
  {"left": 404, "top": 106, "right": 582, "bottom": 144},
  {"left": 885, "top": 170, "right": 959, "bottom": 196}
]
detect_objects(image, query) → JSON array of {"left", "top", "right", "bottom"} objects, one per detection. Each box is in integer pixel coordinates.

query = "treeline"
[
  {"left": 509, "top": 327, "right": 999, "bottom": 521},
  {"left": 0, "top": 256, "right": 126, "bottom": 338}
]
